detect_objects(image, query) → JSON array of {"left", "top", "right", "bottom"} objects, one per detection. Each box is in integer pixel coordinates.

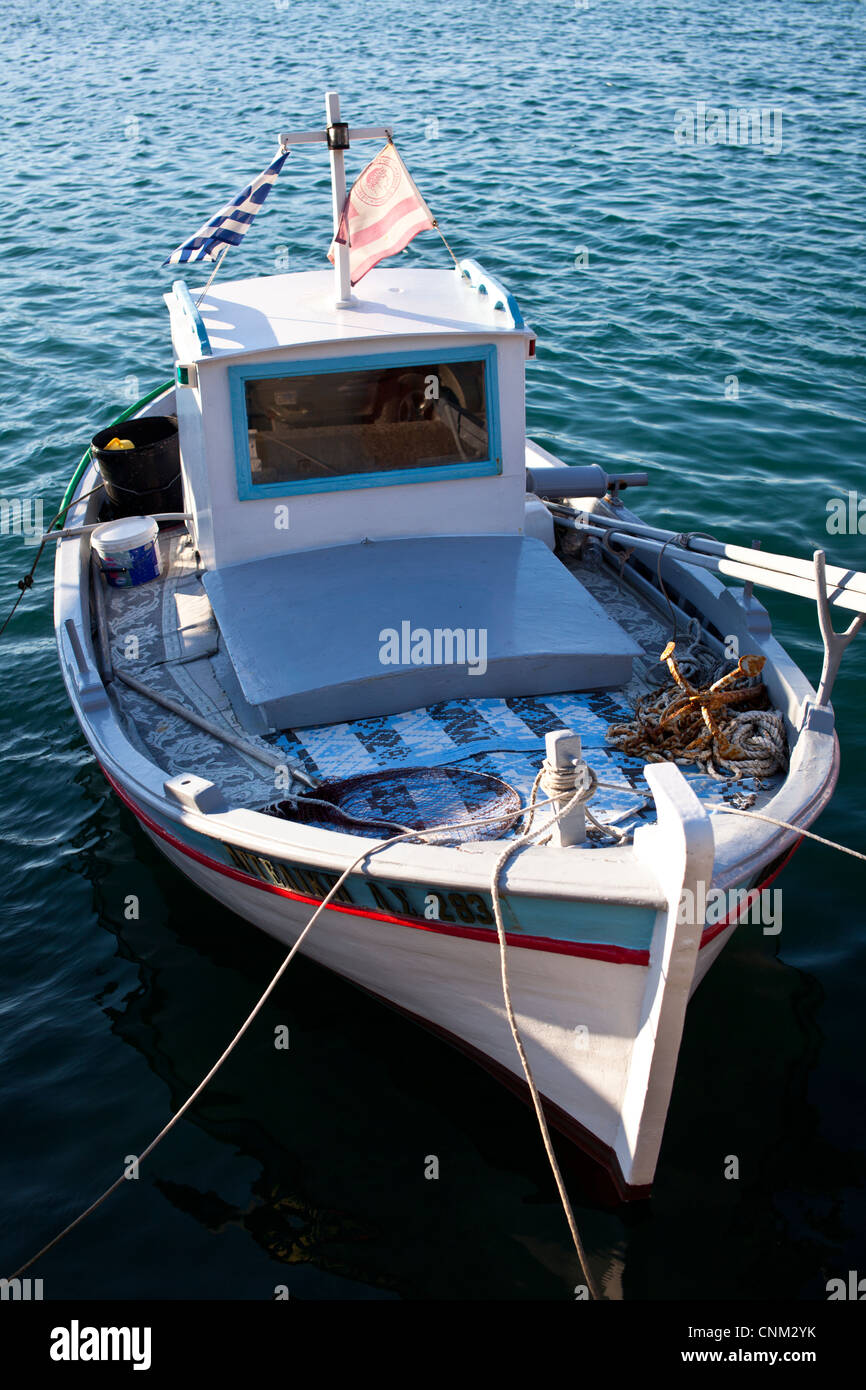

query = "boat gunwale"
[{"left": 54, "top": 431, "right": 839, "bottom": 909}]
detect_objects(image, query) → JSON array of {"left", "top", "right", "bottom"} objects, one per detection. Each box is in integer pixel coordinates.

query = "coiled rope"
[
  {"left": 609, "top": 640, "right": 789, "bottom": 782},
  {"left": 538, "top": 758, "right": 632, "bottom": 844}
]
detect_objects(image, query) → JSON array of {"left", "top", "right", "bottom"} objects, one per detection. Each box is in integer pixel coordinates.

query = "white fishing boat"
[{"left": 51, "top": 94, "right": 865, "bottom": 1201}]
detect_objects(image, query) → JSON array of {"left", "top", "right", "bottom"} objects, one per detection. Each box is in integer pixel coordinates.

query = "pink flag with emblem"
[{"left": 328, "top": 142, "right": 436, "bottom": 285}]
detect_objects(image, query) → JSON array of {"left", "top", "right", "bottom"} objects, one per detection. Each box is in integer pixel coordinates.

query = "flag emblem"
[
  {"left": 164, "top": 147, "right": 290, "bottom": 266},
  {"left": 354, "top": 154, "right": 402, "bottom": 208},
  {"left": 328, "top": 142, "right": 435, "bottom": 285}
]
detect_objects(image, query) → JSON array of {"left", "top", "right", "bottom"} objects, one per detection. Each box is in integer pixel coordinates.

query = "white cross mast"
[{"left": 279, "top": 91, "right": 392, "bottom": 309}]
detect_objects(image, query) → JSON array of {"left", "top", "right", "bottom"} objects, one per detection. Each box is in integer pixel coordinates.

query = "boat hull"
[
  {"left": 145, "top": 811, "right": 655, "bottom": 1198},
  {"left": 106, "top": 764, "right": 785, "bottom": 1202}
]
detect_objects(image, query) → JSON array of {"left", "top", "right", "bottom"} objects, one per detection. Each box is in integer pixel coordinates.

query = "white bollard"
[{"left": 542, "top": 729, "right": 587, "bottom": 846}]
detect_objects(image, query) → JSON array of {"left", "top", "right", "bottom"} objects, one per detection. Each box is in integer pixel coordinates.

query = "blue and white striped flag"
[{"left": 163, "top": 146, "right": 290, "bottom": 266}]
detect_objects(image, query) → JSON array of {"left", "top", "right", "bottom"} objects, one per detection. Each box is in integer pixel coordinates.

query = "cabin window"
[{"left": 229, "top": 348, "right": 501, "bottom": 499}]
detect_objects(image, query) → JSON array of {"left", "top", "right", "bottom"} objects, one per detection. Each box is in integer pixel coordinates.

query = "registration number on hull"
[{"left": 224, "top": 843, "right": 497, "bottom": 929}]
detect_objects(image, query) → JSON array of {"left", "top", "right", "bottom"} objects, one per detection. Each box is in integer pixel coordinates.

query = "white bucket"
[{"left": 91, "top": 516, "right": 161, "bottom": 588}]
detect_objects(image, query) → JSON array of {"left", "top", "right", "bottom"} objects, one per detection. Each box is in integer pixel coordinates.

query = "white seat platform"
[{"left": 202, "top": 535, "right": 643, "bottom": 731}]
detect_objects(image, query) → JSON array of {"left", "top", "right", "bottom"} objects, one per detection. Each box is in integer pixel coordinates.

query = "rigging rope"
[
  {"left": 1, "top": 379, "right": 174, "bottom": 639},
  {"left": 0, "top": 484, "right": 106, "bottom": 639}
]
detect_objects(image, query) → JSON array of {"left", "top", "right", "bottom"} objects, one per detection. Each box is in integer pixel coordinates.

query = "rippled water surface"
[{"left": 1, "top": 0, "right": 864, "bottom": 1299}]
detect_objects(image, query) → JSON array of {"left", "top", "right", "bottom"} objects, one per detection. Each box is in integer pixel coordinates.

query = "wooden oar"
[
  {"left": 551, "top": 510, "right": 866, "bottom": 617},
  {"left": 548, "top": 504, "right": 866, "bottom": 599}
]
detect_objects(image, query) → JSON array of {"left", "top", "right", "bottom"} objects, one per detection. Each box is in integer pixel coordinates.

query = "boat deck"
[{"left": 100, "top": 524, "right": 785, "bottom": 842}]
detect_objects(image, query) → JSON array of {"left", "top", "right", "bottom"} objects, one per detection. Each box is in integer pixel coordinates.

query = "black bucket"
[{"left": 91, "top": 416, "right": 183, "bottom": 520}]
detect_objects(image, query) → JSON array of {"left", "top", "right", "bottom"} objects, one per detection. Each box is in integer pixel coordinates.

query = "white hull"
[
  {"left": 154, "top": 826, "right": 650, "bottom": 1174},
  {"left": 110, "top": 752, "right": 733, "bottom": 1198}
]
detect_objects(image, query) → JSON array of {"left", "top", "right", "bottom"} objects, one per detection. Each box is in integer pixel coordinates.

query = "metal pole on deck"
[{"left": 325, "top": 91, "right": 356, "bottom": 308}]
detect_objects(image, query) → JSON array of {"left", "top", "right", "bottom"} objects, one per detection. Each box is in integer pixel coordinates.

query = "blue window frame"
[{"left": 228, "top": 345, "right": 502, "bottom": 500}]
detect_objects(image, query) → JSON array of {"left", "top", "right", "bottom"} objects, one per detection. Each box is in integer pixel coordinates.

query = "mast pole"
[{"left": 325, "top": 90, "right": 356, "bottom": 308}]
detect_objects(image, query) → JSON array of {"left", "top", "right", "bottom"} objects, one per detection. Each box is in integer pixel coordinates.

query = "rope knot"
[{"left": 540, "top": 756, "right": 597, "bottom": 803}]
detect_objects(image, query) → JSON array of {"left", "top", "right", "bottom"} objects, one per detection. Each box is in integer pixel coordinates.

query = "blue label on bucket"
[{"left": 100, "top": 540, "right": 161, "bottom": 588}]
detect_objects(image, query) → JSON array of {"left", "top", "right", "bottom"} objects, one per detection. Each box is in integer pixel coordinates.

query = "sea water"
[{"left": 0, "top": 0, "right": 864, "bottom": 1300}]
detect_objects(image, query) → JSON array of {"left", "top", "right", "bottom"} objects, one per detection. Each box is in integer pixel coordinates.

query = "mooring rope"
[
  {"left": 704, "top": 805, "right": 866, "bottom": 862},
  {"left": 6, "top": 779, "right": 603, "bottom": 1298},
  {"left": 8, "top": 730, "right": 861, "bottom": 1292},
  {"left": 489, "top": 766, "right": 604, "bottom": 1300}
]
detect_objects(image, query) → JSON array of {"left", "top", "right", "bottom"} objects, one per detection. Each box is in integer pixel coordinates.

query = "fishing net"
[{"left": 268, "top": 765, "right": 523, "bottom": 843}]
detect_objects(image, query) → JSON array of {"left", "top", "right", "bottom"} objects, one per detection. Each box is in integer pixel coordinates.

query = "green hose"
[{"left": 56, "top": 378, "right": 174, "bottom": 526}]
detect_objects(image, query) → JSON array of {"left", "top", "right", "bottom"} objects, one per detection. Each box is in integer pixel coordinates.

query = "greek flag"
[{"left": 164, "top": 146, "right": 290, "bottom": 265}]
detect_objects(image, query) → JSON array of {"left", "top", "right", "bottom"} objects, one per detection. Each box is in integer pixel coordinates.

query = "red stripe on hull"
[{"left": 701, "top": 836, "right": 804, "bottom": 945}]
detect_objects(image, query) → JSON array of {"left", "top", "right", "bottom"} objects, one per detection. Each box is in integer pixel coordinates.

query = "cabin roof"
[
  {"left": 202, "top": 535, "right": 642, "bottom": 730},
  {"left": 166, "top": 263, "right": 528, "bottom": 363}
]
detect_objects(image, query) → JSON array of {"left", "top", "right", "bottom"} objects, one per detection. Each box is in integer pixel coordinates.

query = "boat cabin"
[{"left": 165, "top": 260, "right": 641, "bottom": 733}]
